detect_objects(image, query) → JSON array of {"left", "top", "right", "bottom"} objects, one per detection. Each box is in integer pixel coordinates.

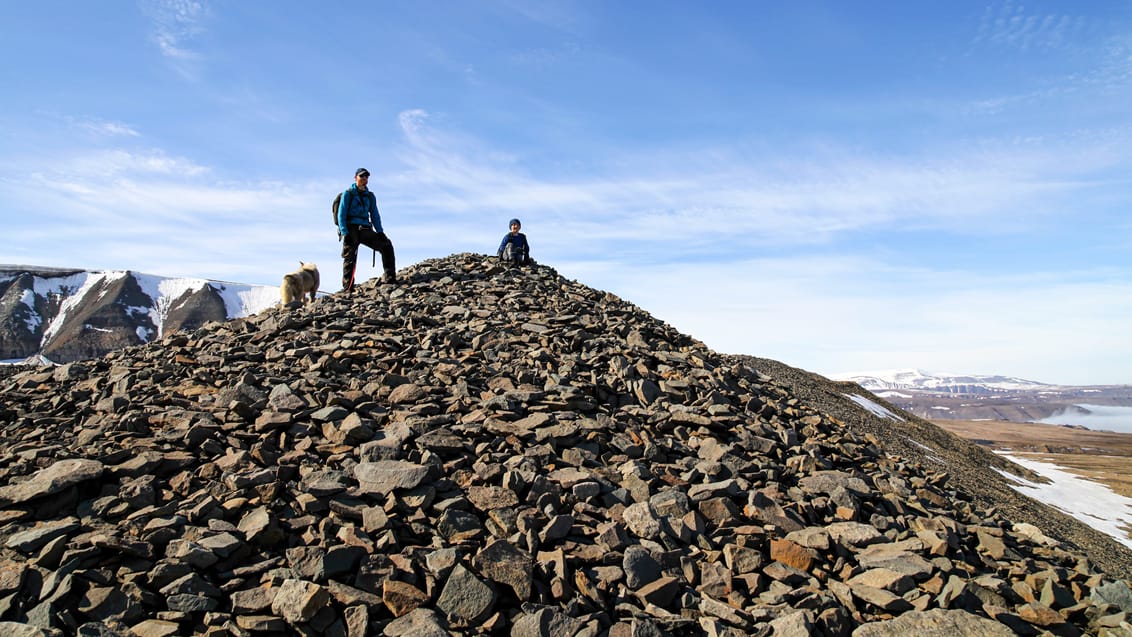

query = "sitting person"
[{"left": 496, "top": 218, "right": 530, "bottom": 266}]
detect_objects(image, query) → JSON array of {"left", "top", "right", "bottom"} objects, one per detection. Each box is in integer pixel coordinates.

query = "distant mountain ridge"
[
  {"left": 832, "top": 368, "right": 1055, "bottom": 394},
  {"left": 0, "top": 265, "right": 277, "bottom": 364},
  {"left": 833, "top": 368, "right": 1132, "bottom": 425}
]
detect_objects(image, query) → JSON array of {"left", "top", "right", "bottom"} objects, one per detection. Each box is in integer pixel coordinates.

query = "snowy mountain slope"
[
  {"left": 0, "top": 265, "right": 278, "bottom": 364},
  {"left": 832, "top": 368, "right": 1132, "bottom": 428},
  {"left": 832, "top": 368, "right": 1055, "bottom": 394}
]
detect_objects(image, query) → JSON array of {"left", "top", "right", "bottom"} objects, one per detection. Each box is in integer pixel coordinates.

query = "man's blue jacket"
[{"left": 338, "top": 184, "right": 383, "bottom": 236}]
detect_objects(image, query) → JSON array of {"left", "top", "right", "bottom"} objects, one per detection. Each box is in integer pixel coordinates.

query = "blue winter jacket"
[
  {"left": 338, "top": 184, "right": 383, "bottom": 236},
  {"left": 497, "top": 232, "right": 530, "bottom": 260}
]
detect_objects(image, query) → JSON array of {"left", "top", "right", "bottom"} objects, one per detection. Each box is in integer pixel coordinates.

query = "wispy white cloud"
[
  {"left": 974, "top": 0, "right": 1085, "bottom": 52},
  {"left": 55, "top": 149, "right": 209, "bottom": 180},
  {"left": 139, "top": 0, "right": 208, "bottom": 77},
  {"left": 385, "top": 110, "right": 1126, "bottom": 259},
  {"left": 71, "top": 117, "right": 141, "bottom": 138}
]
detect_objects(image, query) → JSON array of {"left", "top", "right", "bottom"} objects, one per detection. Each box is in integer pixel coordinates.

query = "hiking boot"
[{"left": 381, "top": 272, "right": 398, "bottom": 285}]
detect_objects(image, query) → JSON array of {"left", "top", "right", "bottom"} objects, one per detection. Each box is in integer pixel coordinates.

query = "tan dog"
[{"left": 280, "top": 262, "right": 320, "bottom": 305}]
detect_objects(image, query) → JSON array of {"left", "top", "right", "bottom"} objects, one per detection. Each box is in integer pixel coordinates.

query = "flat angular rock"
[
  {"left": 850, "top": 583, "right": 914, "bottom": 613},
  {"left": 237, "top": 506, "right": 282, "bottom": 546},
  {"left": 622, "top": 502, "right": 661, "bottom": 540},
  {"left": 799, "top": 470, "right": 870, "bottom": 495},
  {"left": 271, "top": 578, "right": 330, "bottom": 624},
  {"left": 384, "top": 607, "right": 449, "bottom": 637},
  {"left": 770, "top": 538, "right": 816, "bottom": 572},
  {"left": 856, "top": 544, "right": 934, "bottom": 579},
  {"left": 353, "top": 461, "right": 430, "bottom": 495},
  {"left": 1092, "top": 580, "right": 1132, "bottom": 612},
  {"left": 389, "top": 383, "right": 426, "bottom": 404},
  {"left": 851, "top": 609, "right": 1015, "bottom": 636},
  {"left": 826, "top": 521, "right": 884, "bottom": 547},
  {"left": 848, "top": 568, "right": 915, "bottom": 595},
  {"left": 770, "top": 610, "right": 813, "bottom": 637},
  {"left": 231, "top": 586, "right": 275, "bottom": 613},
  {"left": 0, "top": 623, "right": 59, "bottom": 637},
  {"left": 623, "top": 545, "right": 662, "bottom": 589},
  {"left": 6, "top": 518, "right": 80, "bottom": 552},
  {"left": 435, "top": 564, "right": 495, "bottom": 623},
  {"left": 474, "top": 539, "right": 532, "bottom": 601},
  {"left": 634, "top": 575, "right": 680, "bottom": 608},
  {"left": 466, "top": 486, "right": 519, "bottom": 511},
  {"left": 0, "top": 560, "right": 27, "bottom": 595},
  {"left": 383, "top": 580, "right": 429, "bottom": 617},
  {"left": 127, "top": 619, "right": 181, "bottom": 637},
  {"left": 301, "top": 469, "right": 351, "bottom": 496},
  {"left": 785, "top": 527, "right": 831, "bottom": 550},
  {"left": 0, "top": 459, "right": 104, "bottom": 505}
]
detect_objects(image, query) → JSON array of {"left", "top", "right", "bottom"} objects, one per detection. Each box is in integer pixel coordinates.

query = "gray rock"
[
  {"left": 384, "top": 607, "right": 449, "bottom": 637},
  {"left": 622, "top": 502, "right": 662, "bottom": 540},
  {"left": 1093, "top": 580, "right": 1132, "bottom": 613},
  {"left": 826, "top": 521, "right": 884, "bottom": 547},
  {"left": 271, "top": 578, "right": 330, "bottom": 624},
  {"left": 623, "top": 545, "right": 662, "bottom": 589},
  {"left": 0, "top": 621, "right": 62, "bottom": 637},
  {"left": 474, "top": 539, "right": 532, "bottom": 601},
  {"left": 5, "top": 518, "right": 80, "bottom": 552},
  {"left": 0, "top": 459, "right": 103, "bottom": 505},
  {"left": 353, "top": 460, "right": 430, "bottom": 495},
  {"left": 769, "top": 610, "right": 813, "bottom": 637},
  {"left": 851, "top": 608, "right": 1015, "bottom": 636},
  {"left": 435, "top": 564, "right": 496, "bottom": 623}
]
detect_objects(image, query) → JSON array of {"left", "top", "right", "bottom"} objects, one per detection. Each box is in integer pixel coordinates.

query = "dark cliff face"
[
  {"left": 40, "top": 273, "right": 157, "bottom": 363},
  {"left": 0, "top": 272, "right": 44, "bottom": 359},
  {"left": 0, "top": 253, "right": 1128, "bottom": 636},
  {"left": 163, "top": 284, "right": 229, "bottom": 336}
]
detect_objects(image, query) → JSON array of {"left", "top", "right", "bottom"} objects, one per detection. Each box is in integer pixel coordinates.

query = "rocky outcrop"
[
  {"left": 162, "top": 286, "right": 229, "bottom": 336},
  {"left": 0, "top": 266, "right": 275, "bottom": 364},
  {"left": 0, "top": 253, "right": 1129, "bottom": 636},
  {"left": 38, "top": 273, "right": 157, "bottom": 363},
  {"left": 0, "top": 270, "right": 76, "bottom": 360}
]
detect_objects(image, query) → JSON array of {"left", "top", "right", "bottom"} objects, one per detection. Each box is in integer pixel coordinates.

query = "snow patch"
[
  {"left": 995, "top": 453, "right": 1132, "bottom": 550},
  {"left": 19, "top": 289, "right": 41, "bottom": 331},
  {"left": 844, "top": 393, "right": 905, "bottom": 422},
  {"left": 212, "top": 281, "right": 280, "bottom": 318},
  {"left": 40, "top": 272, "right": 100, "bottom": 342},
  {"left": 132, "top": 272, "right": 277, "bottom": 338},
  {"left": 905, "top": 437, "right": 943, "bottom": 463}
]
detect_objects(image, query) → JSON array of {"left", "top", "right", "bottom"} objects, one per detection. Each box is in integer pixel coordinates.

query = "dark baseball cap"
[{"left": 355, "top": 168, "right": 370, "bottom": 177}]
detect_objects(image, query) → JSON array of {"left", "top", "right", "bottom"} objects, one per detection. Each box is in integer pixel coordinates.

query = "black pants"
[{"left": 342, "top": 226, "right": 395, "bottom": 290}]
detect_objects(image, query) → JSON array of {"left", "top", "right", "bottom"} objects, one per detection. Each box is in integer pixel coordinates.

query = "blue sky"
[{"left": 2, "top": 1, "right": 1131, "bottom": 385}]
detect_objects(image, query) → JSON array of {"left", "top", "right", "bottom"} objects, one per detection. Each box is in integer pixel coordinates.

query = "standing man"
[{"left": 339, "top": 167, "right": 396, "bottom": 292}]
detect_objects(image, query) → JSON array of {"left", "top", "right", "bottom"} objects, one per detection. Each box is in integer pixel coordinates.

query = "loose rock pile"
[{"left": 0, "top": 253, "right": 1129, "bottom": 636}]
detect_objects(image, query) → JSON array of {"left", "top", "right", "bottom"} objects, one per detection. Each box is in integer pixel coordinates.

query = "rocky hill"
[
  {"left": 0, "top": 266, "right": 277, "bottom": 365},
  {"left": 0, "top": 254, "right": 1130, "bottom": 636}
]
